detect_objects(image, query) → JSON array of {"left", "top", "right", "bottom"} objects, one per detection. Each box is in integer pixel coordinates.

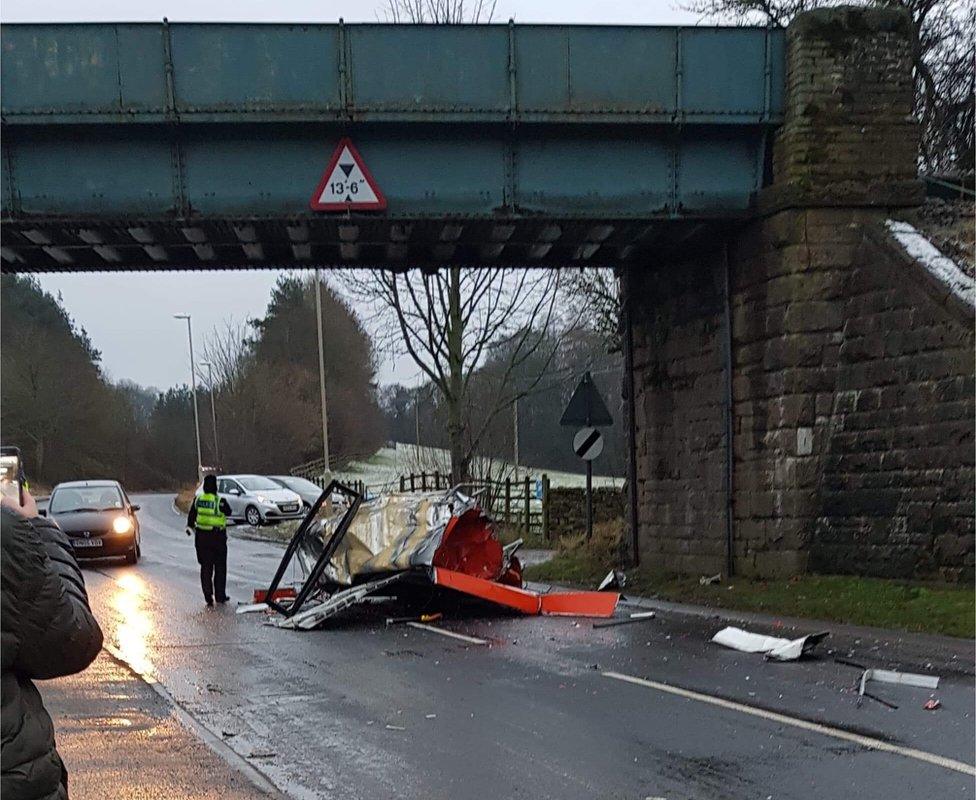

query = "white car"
[{"left": 199, "top": 474, "right": 304, "bottom": 526}]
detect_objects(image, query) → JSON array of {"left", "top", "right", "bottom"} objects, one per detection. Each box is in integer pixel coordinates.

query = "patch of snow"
[
  {"left": 334, "top": 443, "right": 622, "bottom": 493},
  {"left": 885, "top": 219, "right": 975, "bottom": 308}
]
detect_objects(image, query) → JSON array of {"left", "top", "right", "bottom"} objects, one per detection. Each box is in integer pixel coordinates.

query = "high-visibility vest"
[{"left": 195, "top": 492, "right": 226, "bottom": 531}]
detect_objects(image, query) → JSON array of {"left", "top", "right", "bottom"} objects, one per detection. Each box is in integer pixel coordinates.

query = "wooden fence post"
[
  {"left": 434, "top": 470, "right": 441, "bottom": 490},
  {"left": 505, "top": 478, "right": 511, "bottom": 524},
  {"left": 523, "top": 476, "right": 531, "bottom": 535},
  {"left": 399, "top": 476, "right": 405, "bottom": 492},
  {"left": 410, "top": 473, "right": 416, "bottom": 491},
  {"left": 421, "top": 471, "right": 427, "bottom": 491},
  {"left": 542, "top": 474, "right": 550, "bottom": 541}
]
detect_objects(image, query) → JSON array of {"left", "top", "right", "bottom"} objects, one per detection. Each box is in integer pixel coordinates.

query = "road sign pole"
[{"left": 586, "top": 460, "right": 593, "bottom": 540}]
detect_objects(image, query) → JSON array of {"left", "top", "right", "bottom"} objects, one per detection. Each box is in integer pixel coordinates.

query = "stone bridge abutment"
[{"left": 627, "top": 6, "right": 974, "bottom": 581}]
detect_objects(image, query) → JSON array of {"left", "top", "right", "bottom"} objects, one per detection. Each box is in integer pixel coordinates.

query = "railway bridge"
[{"left": 3, "top": 7, "right": 971, "bottom": 580}]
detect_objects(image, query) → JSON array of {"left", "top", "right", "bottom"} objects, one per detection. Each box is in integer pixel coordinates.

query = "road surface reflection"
[{"left": 109, "top": 572, "right": 154, "bottom": 680}]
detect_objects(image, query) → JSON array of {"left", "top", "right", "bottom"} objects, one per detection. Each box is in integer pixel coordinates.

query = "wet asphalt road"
[{"left": 76, "top": 493, "right": 974, "bottom": 800}]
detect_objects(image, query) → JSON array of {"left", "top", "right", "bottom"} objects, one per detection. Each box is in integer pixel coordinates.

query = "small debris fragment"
[
  {"left": 247, "top": 752, "right": 276, "bottom": 759},
  {"left": 923, "top": 698, "right": 941, "bottom": 711},
  {"left": 386, "top": 612, "right": 442, "bottom": 626},
  {"left": 221, "top": 731, "right": 237, "bottom": 738},
  {"left": 236, "top": 602, "right": 269, "bottom": 615},
  {"left": 425, "top": 713, "right": 437, "bottom": 719},
  {"left": 385, "top": 725, "right": 406, "bottom": 731},
  {"left": 598, "top": 569, "right": 626, "bottom": 591},
  {"left": 593, "top": 612, "right": 656, "bottom": 629},
  {"left": 699, "top": 573, "right": 721, "bottom": 586}
]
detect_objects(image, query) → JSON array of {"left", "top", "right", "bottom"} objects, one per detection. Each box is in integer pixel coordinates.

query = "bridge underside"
[
  {"left": 1, "top": 22, "right": 782, "bottom": 272},
  {"left": 1, "top": 215, "right": 734, "bottom": 272}
]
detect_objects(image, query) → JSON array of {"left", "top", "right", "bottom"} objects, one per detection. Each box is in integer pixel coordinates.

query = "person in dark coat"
[
  {"left": 1, "top": 491, "right": 104, "bottom": 800},
  {"left": 185, "top": 474, "right": 232, "bottom": 606}
]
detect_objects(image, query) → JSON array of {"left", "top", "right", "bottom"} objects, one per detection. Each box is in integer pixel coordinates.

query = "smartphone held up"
[{"left": 1, "top": 446, "right": 24, "bottom": 506}]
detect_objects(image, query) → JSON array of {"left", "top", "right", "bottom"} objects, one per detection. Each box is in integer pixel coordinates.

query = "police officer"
[{"left": 186, "top": 474, "right": 232, "bottom": 606}]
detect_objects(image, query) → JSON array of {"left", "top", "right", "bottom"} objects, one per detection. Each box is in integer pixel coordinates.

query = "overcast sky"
[{"left": 11, "top": 0, "right": 700, "bottom": 391}]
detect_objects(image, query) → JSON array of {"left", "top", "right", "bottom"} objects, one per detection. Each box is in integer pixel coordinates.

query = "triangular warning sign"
[
  {"left": 560, "top": 372, "right": 614, "bottom": 427},
  {"left": 310, "top": 138, "right": 387, "bottom": 212}
]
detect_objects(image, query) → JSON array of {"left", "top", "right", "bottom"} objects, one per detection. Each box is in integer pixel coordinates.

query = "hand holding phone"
[
  {"left": 1, "top": 446, "right": 23, "bottom": 506},
  {"left": 0, "top": 490, "right": 38, "bottom": 519}
]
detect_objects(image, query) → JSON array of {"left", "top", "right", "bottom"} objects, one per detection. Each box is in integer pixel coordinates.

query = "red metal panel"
[
  {"left": 432, "top": 568, "right": 619, "bottom": 618},
  {"left": 432, "top": 568, "right": 542, "bottom": 614},
  {"left": 540, "top": 591, "right": 618, "bottom": 618}
]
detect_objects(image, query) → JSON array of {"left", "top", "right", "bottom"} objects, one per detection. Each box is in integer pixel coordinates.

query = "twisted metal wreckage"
[{"left": 244, "top": 481, "right": 619, "bottom": 630}]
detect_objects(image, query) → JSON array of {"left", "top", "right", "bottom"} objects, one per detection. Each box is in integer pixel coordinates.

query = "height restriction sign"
[{"left": 310, "top": 138, "right": 387, "bottom": 212}]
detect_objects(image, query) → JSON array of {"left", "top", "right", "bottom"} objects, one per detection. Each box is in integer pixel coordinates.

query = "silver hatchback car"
[{"left": 200, "top": 474, "right": 303, "bottom": 526}]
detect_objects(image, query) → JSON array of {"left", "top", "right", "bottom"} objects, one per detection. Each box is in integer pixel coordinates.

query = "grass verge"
[
  {"left": 524, "top": 523, "right": 976, "bottom": 639},
  {"left": 174, "top": 486, "right": 195, "bottom": 514}
]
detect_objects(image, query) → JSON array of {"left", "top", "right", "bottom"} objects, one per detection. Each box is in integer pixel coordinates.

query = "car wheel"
[
  {"left": 124, "top": 548, "right": 138, "bottom": 565},
  {"left": 245, "top": 505, "right": 262, "bottom": 526}
]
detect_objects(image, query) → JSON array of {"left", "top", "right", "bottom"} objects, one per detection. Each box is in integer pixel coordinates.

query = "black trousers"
[{"left": 194, "top": 528, "right": 227, "bottom": 601}]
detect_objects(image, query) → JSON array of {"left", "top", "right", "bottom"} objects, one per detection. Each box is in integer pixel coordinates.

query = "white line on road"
[
  {"left": 603, "top": 671, "right": 976, "bottom": 777},
  {"left": 406, "top": 621, "right": 488, "bottom": 645}
]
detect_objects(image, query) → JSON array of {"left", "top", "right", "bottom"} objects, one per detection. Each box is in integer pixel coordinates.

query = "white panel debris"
[
  {"left": 711, "top": 626, "right": 829, "bottom": 661},
  {"left": 859, "top": 668, "right": 939, "bottom": 696},
  {"left": 885, "top": 219, "right": 975, "bottom": 307}
]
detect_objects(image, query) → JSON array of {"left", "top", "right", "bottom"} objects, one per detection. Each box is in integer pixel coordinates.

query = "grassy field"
[
  {"left": 525, "top": 525, "right": 976, "bottom": 639},
  {"left": 334, "top": 444, "right": 623, "bottom": 492}
]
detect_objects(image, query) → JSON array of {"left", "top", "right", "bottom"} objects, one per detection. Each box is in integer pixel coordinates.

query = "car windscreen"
[
  {"left": 237, "top": 476, "right": 281, "bottom": 491},
  {"left": 281, "top": 477, "right": 320, "bottom": 493},
  {"left": 50, "top": 486, "right": 123, "bottom": 513}
]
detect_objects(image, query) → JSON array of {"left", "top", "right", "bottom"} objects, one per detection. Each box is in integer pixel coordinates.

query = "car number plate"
[
  {"left": 282, "top": 504, "right": 298, "bottom": 512},
  {"left": 73, "top": 538, "right": 103, "bottom": 548}
]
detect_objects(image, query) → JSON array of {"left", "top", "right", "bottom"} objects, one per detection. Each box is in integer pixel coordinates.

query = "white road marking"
[
  {"left": 603, "top": 671, "right": 976, "bottom": 777},
  {"left": 406, "top": 622, "right": 488, "bottom": 645}
]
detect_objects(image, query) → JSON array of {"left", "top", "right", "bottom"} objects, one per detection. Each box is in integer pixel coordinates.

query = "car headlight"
[
  {"left": 112, "top": 516, "right": 133, "bottom": 534},
  {"left": 255, "top": 495, "right": 268, "bottom": 504}
]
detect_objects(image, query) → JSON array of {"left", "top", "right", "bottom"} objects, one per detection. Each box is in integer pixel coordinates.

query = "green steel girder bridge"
[{"left": 0, "top": 22, "right": 784, "bottom": 272}]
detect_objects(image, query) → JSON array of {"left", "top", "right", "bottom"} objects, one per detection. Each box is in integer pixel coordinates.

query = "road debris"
[
  {"left": 384, "top": 725, "right": 406, "bottom": 731},
  {"left": 277, "top": 574, "right": 406, "bottom": 630},
  {"left": 923, "top": 698, "right": 941, "bottom": 711},
  {"left": 598, "top": 569, "right": 626, "bottom": 590},
  {"left": 857, "top": 667, "right": 939, "bottom": 707},
  {"left": 592, "top": 612, "right": 657, "bottom": 629},
  {"left": 253, "top": 587, "right": 295, "bottom": 603},
  {"left": 255, "top": 481, "right": 619, "bottom": 631},
  {"left": 386, "top": 613, "right": 443, "bottom": 626},
  {"left": 711, "top": 626, "right": 829, "bottom": 661},
  {"left": 236, "top": 602, "right": 269, "bottom": 615},
  {"left": 699, "top": 573, "right": 721, "bottom": 586}
]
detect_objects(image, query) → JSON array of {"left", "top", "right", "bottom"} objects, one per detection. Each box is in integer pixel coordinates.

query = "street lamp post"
[
  {"left": 313, "top": 270, "right": 331, "bottom": 480},
  {"left": 199, "top": 360, "right": 220, "bottom": 469},
  {"left": 174, "top": 313, "right": 203, "bottom": 481}
]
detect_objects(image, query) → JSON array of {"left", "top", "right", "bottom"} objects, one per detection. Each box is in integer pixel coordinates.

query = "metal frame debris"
[{"left": 263, "top": 479, "right": 363, "bottom": 617}]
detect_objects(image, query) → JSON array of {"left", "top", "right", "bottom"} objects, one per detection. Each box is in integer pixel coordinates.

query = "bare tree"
[
  {"left": 682, "top": 0, "right": 974, "bottom": 175},
  {"left": 562, "top": 268, "right": 622, "bottom": 352},
  {"left": 349, "top": 267, "right": 562, "bottom": 482},
  {"left": 202, "top": 319, "right": 252, "bottom": 393},
  {"left": 381, "top": 0, "right": 497, "bottom": 23}
]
